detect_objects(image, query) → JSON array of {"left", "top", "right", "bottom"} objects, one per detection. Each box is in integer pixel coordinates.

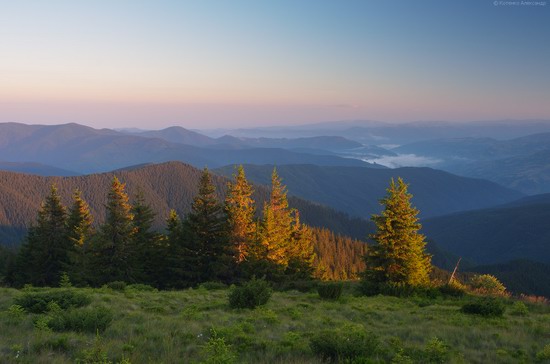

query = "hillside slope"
[
  {"left": 214, "top": 164, "right": 523, "bottom": 219},
  {"left": 422, "top": 196, "right": 550, "bottom": 265},
  {"left": 0, "top": 162, "right": 370, "bottom": 244}
]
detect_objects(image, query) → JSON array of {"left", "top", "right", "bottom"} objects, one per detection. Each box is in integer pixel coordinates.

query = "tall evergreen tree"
[
  {"left": 89, "top": 176, "right": 135, "bottom": 284},
  {"left": 185, "top": 168, "right": 233, "bottom": 283},
  {"left": 130, "top": 191, "right": 160, "bottom": 284},
  {"left": 66, "top": 189, "right": 94, "bottom": 285},
  {"left": 15, "top": 185, "right": 69, "bottom": 286},
  {"left": 362, "top": 178, "right": 432, "bottom": 289},
  {"left": 286, "top": 210, "right": 315, "bottom": 278},
  {"left": 225, "top": 165, "right": 257, "bottom": 263},
  {"left": 260, "top": 168, "right": 293, "bottom": 267}
]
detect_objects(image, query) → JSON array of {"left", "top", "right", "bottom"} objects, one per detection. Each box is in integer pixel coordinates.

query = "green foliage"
[
  {"left": 309, "top": 324, "right": 379, "bottom": 362},
  {"left": 106, "top": 281, "right": 127, "bottom": 291},
  {"left": 47, "top": 306, "right": 113, "bottom": 333},
  {"left": 360, "top": 281, "right": 439, "bottom": 298},
  {"left": 461, "top": 298, "right": 505, "bottom": 317},
  {"left": 228, "top": 277, "right": 272, "bottom": 309},
  {"left": 362, "top": 178, "right": 432, "bottom": 290},
  {"left": 60, "top": 272, "right": 72, "bottom": 288},
  {"left": 317, "top": 282, "right": 344, "bottom": 300},
  {"left": 470, "top": 274, "right": 507, "bottom": 296},
  {"left": 510, "top": 301, "right": 529, "bottom": 316},
  {"left": 14, "top": 289, "right": 91, "bottom": 313},
  {"left": 6, "top": 304, "right": 26, "bottom": 320},
  {"left": 202, "top": 331, "right": 237, "bottom": 364},
  {"left": 126, "top": 283, "right": 156, "bottom": 292},
  {"left": 274, "top": 280, "right": 318, "bottom": 293},
  {"left": 536, "top": 344, "right": 550, "bottom": 362},
  {"left": 424, "top": 337, "right": 449, "bottom": 363}
]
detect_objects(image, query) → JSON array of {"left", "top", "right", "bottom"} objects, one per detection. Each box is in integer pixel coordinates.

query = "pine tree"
[
  {"left": 286, "top": 210, "right": 315, "bottom": 278},
  {"left": 15, "top": 185, "right": 69, "bottom": 286},
  {"left": 362, "top": 178, "right": 432, "bottom": 289},
  {"left": 225, "top": 165, "right": 257, "bottom": 263},
  {"left": 185, "top": 168, "right": 233, "bottom": 283},
  {"left": 260, "top": 168, "right": 293, "bottom": 267},
  {"left": 66, "top": 189, "right": 94, "bottom": 285},
  {"left": 89, "top": 176, "right": 135, "bottom": 284},
  {"left": 130, "top": 191, "right": 160, "bottom": 284}
]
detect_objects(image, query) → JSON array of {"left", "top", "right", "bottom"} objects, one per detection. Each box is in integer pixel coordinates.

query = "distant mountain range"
[
  {"left": 422, "top": 193, "right": 550, "bottom": 265},
  {"left": 0, "top": 161, "right": 79, "bottom": 177},
  {"left": 396, "top": 132, "right": 550, "bottom": 194},
  {"left": 214, "top": 164, "right": 523, "bottom": 219},
  {"left": 0, "top": 123, "right": 375, "bottom": 174},
  {"left": 0, "top": 162, "right": 369, "bottom": 245}
]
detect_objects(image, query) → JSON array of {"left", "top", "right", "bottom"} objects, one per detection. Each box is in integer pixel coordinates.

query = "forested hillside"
[
  {"left": 0, "top": 162, "right": 370, "bottom": 244},
  {"left": 422, "top": 196, "right": 550, "bottom": 265},
  {"left": 215, "top": 164, "right": 523, "bottom": 218}
]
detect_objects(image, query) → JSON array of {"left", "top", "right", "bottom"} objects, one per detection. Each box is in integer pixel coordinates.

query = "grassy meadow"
[{"left": 0, "top": 284, "right": 549, "bottom": 364}]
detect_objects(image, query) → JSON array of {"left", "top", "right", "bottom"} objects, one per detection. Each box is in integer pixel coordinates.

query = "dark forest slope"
[
  {"left": 215, "top": 164, "right": 523, "bottom": 219},
  {"left": 0, "top": 162, "right": 370, "bottom": 244}
]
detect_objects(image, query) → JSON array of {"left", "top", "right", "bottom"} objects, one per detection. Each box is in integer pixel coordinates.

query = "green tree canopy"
[{"left": 362, "top": 178, "right": 432, "bottom": 289}]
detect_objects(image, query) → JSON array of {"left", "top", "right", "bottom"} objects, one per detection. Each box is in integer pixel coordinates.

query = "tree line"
[{"left": 5, "top": 166, "right": 321, "bottom": 288}]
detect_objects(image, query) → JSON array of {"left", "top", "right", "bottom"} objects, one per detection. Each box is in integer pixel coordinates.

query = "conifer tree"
[
  {"left": 89, "top": 176, "right": 135, "bottom": 284},
  {"left": 15, "top": 185, "right": 69, "bottom": 286},
  {"left": 286, "top": 210, "right": 315, "bottom": 278},
  {"left": 185, "top": 168, "right": 233, "bottom": 283},
  {"left": 130, "top": 191, "right": 160, "bottom": 284},
  {"left": 225, "top": 165, "right": 257, "bottom": 263},
  {"left": 261, "top": 168, "right": 293, "bottom": 267},
  {"left": 362, "top": 178, "right": 432, "bottom": 289},
  {"left": 66, "top": 189, "right": 94, "bottom": 284}
]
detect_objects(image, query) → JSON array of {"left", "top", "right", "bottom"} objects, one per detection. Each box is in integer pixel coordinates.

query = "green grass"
[{"left": 0, "top": 285, "right": 549, "bottom": 363}]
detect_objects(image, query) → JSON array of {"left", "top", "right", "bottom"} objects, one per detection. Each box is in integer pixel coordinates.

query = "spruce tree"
[
  {"left": 260, "top": 168, "right": 293, "bottom": 267},
  {"left": 185, "top": 168, "right": 233, "bottom": 283},
  {"left": 130, "top": 191, "right": 160, "bottom": 284},
  {"left": 362, "top": 178, "right": 432, "bottom": 290},
  {"left": 66, "top": 189, "right": 94, "bottom": 285},
  {"left": 15, "top": 185, "right": 69, "bottom": 286},
  {"left": 89, "top": 176, "right": 135, "bottom": 284},
  {"left": 225, "top": 165, "right": 257, "bottom": 263}
]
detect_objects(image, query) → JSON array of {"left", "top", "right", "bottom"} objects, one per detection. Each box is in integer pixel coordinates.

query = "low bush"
[
  {"left": 48, "top": 306, "right": 113, "bottom": 333},
  {"left": 510, "top": 301, "right": 529, "bottom": 316},
  {"left": 274, "top": 280, "right": 318, "bottom": 293},
  {"left": 14, "top": 290, "right": 91, "bottom": 313},
  {"left": 228, "top": 277, "right": 272, "bottom": 309},
  {"left": 126, "top": 283, "right": 156, "bottom": 292},
  {"left": 438, "top": 282, "right": 466, "bottom": 298},
  {"left": 536, "top": 343, "right": 550, "bottom": 361},
  {"left": 106, "top": 281, "right": 127, "bottom": 291},
  {"left": 469, "top": 274, "right": 507, "bottom": 296},
  {"left": 424, "top": 337, "right": 449, "bottom": 363},
  {"left": 461, "top": 298, "right": 505, "bottom": 317},
  {"left": 360, "top": 281, "right": 438, "bottom": 298},
  {"left": 309, "top": 324, "right": 379, "bottom": 362},
  {"left": 317, "top": 282, "right": 344, "bottom": 300}
]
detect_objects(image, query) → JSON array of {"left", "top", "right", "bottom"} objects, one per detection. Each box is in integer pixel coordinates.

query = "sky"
[{"left": 1, "top": 0, "right": 549, "bottom": 129}]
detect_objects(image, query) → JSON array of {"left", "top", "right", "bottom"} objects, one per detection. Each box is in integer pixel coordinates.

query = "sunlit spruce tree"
[
  {"left": 15, "top": 185, "right": 69, "bottom": 286},
  {"left": 260, "top": 168, "right": 294, "bottom": 267},
  {"left": 89, "top": 176, "right": 135, "bottom": 284},
  {"left": 185, "top": 168, "right": 234, "bottom": 283},
  {"left": 66, "top": 188, "right": 94, "bottom": 285},
  {"left": 362, "top": 178, "right": 431, "bottom": 292},
  {"left": 225, "top": 165, "right": 257, "bottom": 263}
]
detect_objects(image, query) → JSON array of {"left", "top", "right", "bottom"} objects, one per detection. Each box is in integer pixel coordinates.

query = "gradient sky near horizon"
[{"left": 1, "top": 0, "right": 549, "bottom": 129}]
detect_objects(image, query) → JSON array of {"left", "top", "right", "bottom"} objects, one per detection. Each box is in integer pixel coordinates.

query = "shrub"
[
  {"left": 202, "top": 331, "right": 237, "bottom": 364},
  {"left": 48, "top": 306, "right": 113, "bottom": 333},
  {"left": 126, "top": 283, "right": 157, "bottom": 292},
  {"left": 317, "top": 282, "right": 344, "bottom": 300},
  {"left": 510, "top": 301, "right": 529, "bottom": 316},
  {"left": 360, "top": 281, "right": 436, "bottom": 298},
  {"left": 536, "top": 343, "right": 550, "bottom": 361},
  {"left": 461, "top": 298, "right": 505, "bottom": 317},
  {"left": 274, "top": 280, "right": 318, "bottom": 293},
  {"left": 106, "top": 281, "right": 127, "bottom": 291},
  {"left": 59, "top": 273, "right": 72, "bottom": 288},
  {"left": 438, "top": 282, "right": 466, "bottom": 298},
  {"left": 6, "top": 304, "right": 26, "bottom": 320},
  {"left": 470, "top": 274, "right": 506, "bottom": 296},
  {"left": 14, "top": 290, "right": 91, "bottom": 313},
  {"left": 228, "top": 277, "right": 272, "bottom": 309},
  {"left": 310, "top": 324, "right": 379, "bottom": 362},
  {"left": 424, "top": 337, "right": 449, "bottom": 363}
]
